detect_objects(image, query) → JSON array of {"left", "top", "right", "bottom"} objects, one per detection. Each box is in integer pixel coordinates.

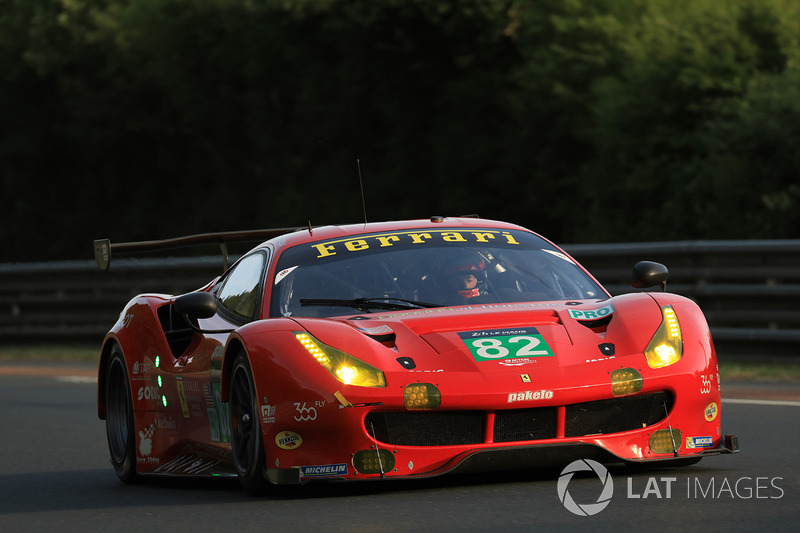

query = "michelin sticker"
[
  {"left": 458, "top": 327, "right": 554, "bottom": 362},
  {"left": 300, "top": 463, "right": 348, "bottom": 478},
  {"left": 686, "top": 436, "right": 714, "bottom": 449}
]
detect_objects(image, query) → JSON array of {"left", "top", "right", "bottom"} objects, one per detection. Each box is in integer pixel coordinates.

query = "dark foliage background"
[{"left": 2, "top": 0, "right": 800, "bottom": 261}]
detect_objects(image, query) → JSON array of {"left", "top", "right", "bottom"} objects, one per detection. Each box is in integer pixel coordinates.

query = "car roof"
[{"left": 254, "top": 217, "right": 536, "bottom": 251}]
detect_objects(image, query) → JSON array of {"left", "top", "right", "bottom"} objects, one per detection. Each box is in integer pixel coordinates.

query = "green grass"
[
  {"left": 2, "top": 345, "right": 799, "bottom": 381},
  {"left": 718, "top": 360, "right": 800, "bottom": 382}
]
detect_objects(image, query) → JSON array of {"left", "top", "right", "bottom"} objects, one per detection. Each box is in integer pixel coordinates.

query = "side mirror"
[
  {"left": 632, "top": 261, "right": 669, "bottom": 291},
  {"left": 174, "top": 291, "right": 218, "bottom": 320}
]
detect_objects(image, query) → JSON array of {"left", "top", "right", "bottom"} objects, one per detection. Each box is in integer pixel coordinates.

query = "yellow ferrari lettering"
[
  {"left": 345, "top": 239, "right": 369, "bottom": 252},
  {"left": 376, "top": 235, "right": 400, "bottom": 247},
  {"left": 310, "top": 229, "right": 522, "bottom": 259},
  {"left": 408, "top": 233, "right": 432, "bottom": 244},
  {"left": 312, "top": 243, "right": 337, "bottom": 258},
  {"left": 471, "top": 232, "right": 496, "bottom": 243},
  {"left": 441, "top": 232, "right": 467, "bottom": 242}
]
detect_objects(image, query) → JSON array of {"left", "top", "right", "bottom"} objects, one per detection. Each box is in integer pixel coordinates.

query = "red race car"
[{"left": 94, "top": 217, "right": 737, "bottom": 493}]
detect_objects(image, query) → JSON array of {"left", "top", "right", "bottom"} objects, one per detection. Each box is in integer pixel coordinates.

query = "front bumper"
[{"left": 260, "top": 381, "right": 735, "bottom": 484}]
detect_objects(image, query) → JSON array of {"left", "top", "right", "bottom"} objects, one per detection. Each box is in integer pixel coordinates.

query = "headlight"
[
  {"left": 295, "top": 332, "right": 386, "bottom": 387},
  {"left": 644, "top": 305, "right": 683, "bottom": 368}
]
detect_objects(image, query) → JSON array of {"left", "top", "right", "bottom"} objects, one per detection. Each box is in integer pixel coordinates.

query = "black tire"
[
  {"left": 105, "top": 344, "right": 137, "bottom": 483},
  {"left": 229, "top": 351, "right": 268, "bottom": 494}
]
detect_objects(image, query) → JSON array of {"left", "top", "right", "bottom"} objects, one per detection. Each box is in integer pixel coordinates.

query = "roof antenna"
[{"left": 357, "top": 159, "right": 368, "bottom": 225}]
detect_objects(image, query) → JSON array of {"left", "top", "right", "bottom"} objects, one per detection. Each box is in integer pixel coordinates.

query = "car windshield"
[{"left": 269, "top": 227, "right": 606, "bottom": 318}]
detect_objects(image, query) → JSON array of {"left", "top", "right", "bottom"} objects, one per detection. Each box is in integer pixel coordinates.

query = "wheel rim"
[
  {"left": 230, "top": 364, "right": 256, "bottom": 474},
  {"left": 106, "top": 358, "right": 129, "bottom": 463}
]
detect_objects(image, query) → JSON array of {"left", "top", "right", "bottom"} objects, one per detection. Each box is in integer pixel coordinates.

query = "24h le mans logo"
[{"left": 557, "top": 459, "right": 614, "bottom": 516}]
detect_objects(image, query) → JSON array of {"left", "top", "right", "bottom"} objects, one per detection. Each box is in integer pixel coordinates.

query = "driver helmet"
[{"left": 442, "top": 254, "right": 487, "bottom": 299}]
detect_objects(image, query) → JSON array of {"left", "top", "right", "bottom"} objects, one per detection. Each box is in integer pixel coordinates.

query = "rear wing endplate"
[{"left": 93, "top": 227, "right": 302, "bottom": 271}]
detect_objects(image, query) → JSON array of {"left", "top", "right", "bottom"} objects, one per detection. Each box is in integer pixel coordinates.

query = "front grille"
[
  {"left": 366, "top": 411, "right": 484, "bottom": 446},
  {"left": 493, "top": 407, "right": 557, "bottom": 442},
  {"left": 364, "top": 391, "right": 672, "bottom": 446},
  {"left": 564, "top": 391, "right": 672, "bottom": 437}
]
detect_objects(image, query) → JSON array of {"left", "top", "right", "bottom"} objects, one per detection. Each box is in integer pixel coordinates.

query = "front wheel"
[
  {"left": 105, "top": 344, "right": 137, "bottom": 482},
  {"left": 229, "top": 351, "right": 268, "bottom": 494}
]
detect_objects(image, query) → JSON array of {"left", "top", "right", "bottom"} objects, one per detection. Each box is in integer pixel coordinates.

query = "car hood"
[{"left": 293, "top": 293, "right": 664, "bottom": 374}]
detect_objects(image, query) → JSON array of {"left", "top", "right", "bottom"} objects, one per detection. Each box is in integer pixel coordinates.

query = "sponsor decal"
[
  {"left": 293, "top": 401, "right": 318, "bottom": 421},
  {"left": 704, "top": 401, "right": 718, "bottom": 422},
  {"left": 274, "top": 266, "right": 298, "bottom": 285},
  {"left": 261, "top": 403, "right": 276, "bottom": 424},
  {"left": 132, "top": 360, "right": 153, "bottom": 375},
  {"left": 567, "top": 304, "right": 614, "bottom": 321},
  {"left": 585, "top": 356, "right": 616, "bottom": 363},
  {"left": 176, "top": 379, "right": 191, "bottom": 418},
  {"left": 136, "top": 424, "right": 159, "bottom": 465},
  {"left": 700, "top": 373, "right": 714, "bottom": 394},
  {"left": 206, "top": 382, "right": 231, "bottom": 443},
  {"left": 120, "top": 313, "right": 134, "bottom": 329},
  {"left": 300, "top": 463, "right": 348, "bottom": 478},
  {"left": 686, "top": 436, "right": 714, "bottom": 449},
  {"left": 138, "top": 383, "right": 163, "bottom": 404},
  {"left": 459, "top": 327, "right": 554, "bottom": 362},
  {"left": 498, "top": 358, "right": 540, "bottom": 367},
  {"left": 542, "top": 249, "right": 575, "bottom": 264},
  {"left": 310, "top": 230, "right": 521, "bottom": 258},
  {"left": 156, "top": 416, "right": 177, "bottom": 429},
  {"left": 373, "top": 302, "right": 565, "bottom": 320},
  {"left": 520, "top": 374, "right": 531, "bottom": 383},
  {"left": 508, "top": 389, "right": 554, "bottom": 403},
  {"left": 275, "top": 431, "right": 303, "bottom": 450}
]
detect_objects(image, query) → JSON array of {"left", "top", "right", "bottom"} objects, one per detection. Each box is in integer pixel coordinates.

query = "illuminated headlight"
[
  {"left": 294, "top": 332, "right": 386, "bottom": 388},
  {"left": 611, "top": 368, "right": 643, "bottom": 396},
  {"left": 644, "top": 305, "right": 683, "bottom": 369},
  {"left": 404, "top": 383, "right": 441, "bottom": 410}
]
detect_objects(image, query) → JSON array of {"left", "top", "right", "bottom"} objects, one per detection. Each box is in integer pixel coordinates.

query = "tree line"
[{"left": 2, "top": 0, "right": 799, "bottom": 262}]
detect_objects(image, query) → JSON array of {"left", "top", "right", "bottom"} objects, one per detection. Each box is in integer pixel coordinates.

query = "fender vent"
[{"left": 157, "top": 303, "right": 195, "bottom": 357}]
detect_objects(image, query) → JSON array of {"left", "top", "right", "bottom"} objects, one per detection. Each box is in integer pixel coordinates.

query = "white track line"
[{"left": 724, "top": 398, "right": 800, "bottom": 407}]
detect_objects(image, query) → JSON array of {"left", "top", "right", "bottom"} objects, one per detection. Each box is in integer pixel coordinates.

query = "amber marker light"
[
  {"left": 353, "top": 449, "right": 396, "bottom": 474},
  {"left": 294, "top": 332, "right": 386, "bottom": 388},
  {"left": 649, "top": 428, "right": 682, "bottom": 454},
  {"left": 610, "top": 367, "right": 643, "bottom": 396},
  {"left": 404, "top": 383, "right": 441, "bottom": 410},
  {"left": 644, "top": 305, "right": 683, "bottom": 369}
]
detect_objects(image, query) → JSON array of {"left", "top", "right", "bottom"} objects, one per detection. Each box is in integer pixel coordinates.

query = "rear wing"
[{"left": 93, "top": 227, "right": 303, "bottom": 271}]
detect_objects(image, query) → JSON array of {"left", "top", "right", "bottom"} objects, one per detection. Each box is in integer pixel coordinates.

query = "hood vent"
[{"left": 355, "top": 324, "right": 396, "bottom": 344}]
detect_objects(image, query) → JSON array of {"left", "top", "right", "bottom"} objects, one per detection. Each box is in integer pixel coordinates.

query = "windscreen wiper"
[{"left": 299, "top": 297, "right": 440, "bottom": 312}]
